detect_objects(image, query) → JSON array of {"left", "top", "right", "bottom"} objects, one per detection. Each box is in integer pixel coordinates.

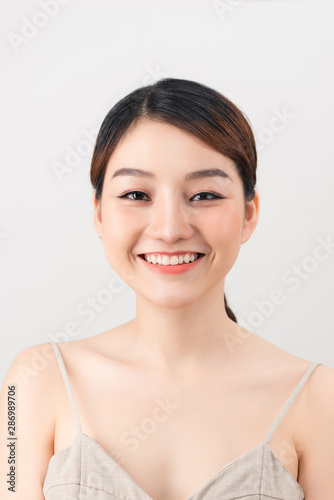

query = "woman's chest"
[{"left": 54, "top": 374, "right": 300, "bottom": 500}]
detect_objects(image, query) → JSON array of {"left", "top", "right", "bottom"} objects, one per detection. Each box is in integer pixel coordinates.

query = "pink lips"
[{"left": 138, "top": 254, "right": 205, "bottom": 274}]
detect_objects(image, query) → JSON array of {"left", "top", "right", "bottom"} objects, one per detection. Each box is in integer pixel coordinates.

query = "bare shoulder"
[
  {"left": 296, "top": 361, "right": 334, "bottom": 497},
  {"left": 244, "top": 330, "right": 317, "bottom": 373},
  {"left": 302, "top": 362, "right": 334, "bottom": 413},
  {"left": 0, "top": 341, "right": 63, "bottom": 428},
  {"left": 0, "top": 342, "right": 60, "bottom": 391},
  {"left": 0, "top": 342, "right": 61, "bottom": 499}
]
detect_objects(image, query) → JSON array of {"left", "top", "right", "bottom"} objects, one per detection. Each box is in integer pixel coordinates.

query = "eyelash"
[{"left": 118, "top": 190, "right": 225, "bottom": 202}]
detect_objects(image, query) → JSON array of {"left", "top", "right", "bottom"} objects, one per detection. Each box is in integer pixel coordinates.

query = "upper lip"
[{"left": 138, "top": 251, "right": 206, "bottom": 256}]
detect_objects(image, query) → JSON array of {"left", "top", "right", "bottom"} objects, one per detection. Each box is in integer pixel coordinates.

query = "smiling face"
[{"left": 93, "top": 119, "right": 259, "bottom": 309}]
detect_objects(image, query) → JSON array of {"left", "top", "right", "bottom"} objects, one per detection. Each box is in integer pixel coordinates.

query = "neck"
[{"left": 126, "top": 282, "right": 246, "bottom": 378}]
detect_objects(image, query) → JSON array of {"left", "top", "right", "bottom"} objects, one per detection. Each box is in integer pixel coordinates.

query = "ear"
[
  {"left": 241, "top": 189, "right": 260, "bottom": 244},
  {"left": 93, "top": 195, "right": 102, "bottom": 236}
]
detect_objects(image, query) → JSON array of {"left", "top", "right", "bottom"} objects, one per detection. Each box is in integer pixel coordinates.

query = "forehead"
[{"left": 105, "top": 119, "right": 238, "bottom": 180}]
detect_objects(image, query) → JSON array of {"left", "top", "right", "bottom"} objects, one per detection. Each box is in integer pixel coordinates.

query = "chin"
[{"left": 142, "top": 289, "right": 200, "bottom": 310}]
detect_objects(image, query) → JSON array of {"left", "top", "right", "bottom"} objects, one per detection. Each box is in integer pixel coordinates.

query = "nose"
[{"left": 143, "top": 191, "right": 194, "bottom": 243}]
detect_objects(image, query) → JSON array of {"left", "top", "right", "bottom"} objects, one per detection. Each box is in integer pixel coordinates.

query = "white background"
[{"left": 1, "top": 0, "right": 333, "bottom": 385}]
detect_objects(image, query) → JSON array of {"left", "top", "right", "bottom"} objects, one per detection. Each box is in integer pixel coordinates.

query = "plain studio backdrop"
[{"left": 0, "top": 0, "right": 333, "bottom": 385}]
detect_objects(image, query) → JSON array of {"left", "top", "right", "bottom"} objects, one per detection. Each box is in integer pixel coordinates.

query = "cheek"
[
  {"left": 100, "top": 206, "right": 141, "bottom": 278},
  {"left": 102, "top": 206, "right": 139, "bottom": 242},
  {"left": 203, "top": 207, "right": 244, "bottom": 276},
  {"left": 101, "top": 214, "right": 139, "bottom": 285},
  {"left": 202, "top": 206, "right": 244, "bottom": 244}
]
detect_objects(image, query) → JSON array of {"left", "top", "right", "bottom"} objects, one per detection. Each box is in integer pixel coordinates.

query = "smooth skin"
[{"left": 0, "top": 119, "right": 333, "bottom": 499}]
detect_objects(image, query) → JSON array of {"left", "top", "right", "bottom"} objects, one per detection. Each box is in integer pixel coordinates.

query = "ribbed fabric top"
[{"left": 43, "top": 341, "right": 321, "bottom": 500}]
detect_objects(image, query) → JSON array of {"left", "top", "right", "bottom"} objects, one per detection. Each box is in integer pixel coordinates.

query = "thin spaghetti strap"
[
  {"left": 50, "top": 341, "right": 82, "bottom": 433},
  {"left": 265, "top": 361, "right": 322, "bottom": 444}
]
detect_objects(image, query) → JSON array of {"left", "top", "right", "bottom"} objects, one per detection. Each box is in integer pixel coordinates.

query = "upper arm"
[
  {"left": 0, "top": 343, "right": 56, "bottom": 500},
  {"left": 297, "top": 364, "right": 334, "bottom": 499}
]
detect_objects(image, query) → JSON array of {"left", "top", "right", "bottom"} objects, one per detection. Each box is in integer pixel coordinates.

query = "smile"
[
  {"left": 137, "top": 253, "right": 206, "bottom": 274},
  {"left": 140, "top": 252, "right": 203, "bottom": 266}
]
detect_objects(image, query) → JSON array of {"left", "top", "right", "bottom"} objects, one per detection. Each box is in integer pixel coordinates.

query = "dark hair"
[{"left": 90, "top": 78, "right": 257, "bottom": 324}]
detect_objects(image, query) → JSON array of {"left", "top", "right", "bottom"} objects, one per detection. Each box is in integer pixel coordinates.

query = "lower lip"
[{"left": 138, "top": 255, "right": 205, "bottom": 274}]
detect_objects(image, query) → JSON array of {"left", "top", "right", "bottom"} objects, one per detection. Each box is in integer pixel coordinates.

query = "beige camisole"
[{"left": 43, "top": 341, "right": 321, "bottom": 499}]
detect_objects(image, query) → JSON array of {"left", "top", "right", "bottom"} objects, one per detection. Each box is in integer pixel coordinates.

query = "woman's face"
[{"left": 93, "top": 119, "right": 259, "bottom": 308}]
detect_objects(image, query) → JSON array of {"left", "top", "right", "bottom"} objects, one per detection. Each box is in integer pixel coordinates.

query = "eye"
[
  {"left": 119, "top": 191, "right": 149, "bottom": 201},
  {"left": 118, "top": 191, "right": 225, "bottom": 202},
  {"left": 191, "top": 192, "right": 224, "bottom": 202}
]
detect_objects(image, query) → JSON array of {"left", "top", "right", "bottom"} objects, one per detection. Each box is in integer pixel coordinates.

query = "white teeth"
[{"left": 144, "top": 253, "right": 200, "bottom": 266}]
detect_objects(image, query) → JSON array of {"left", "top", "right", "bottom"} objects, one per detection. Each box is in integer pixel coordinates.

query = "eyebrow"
[{"left": 109, "top": 167, "right": 232, "bottom": 182}]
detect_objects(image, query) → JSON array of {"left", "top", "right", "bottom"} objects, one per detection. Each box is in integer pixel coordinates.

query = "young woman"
[{"left": 1, "top": 78, "right": 333, "bottom": 500}]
